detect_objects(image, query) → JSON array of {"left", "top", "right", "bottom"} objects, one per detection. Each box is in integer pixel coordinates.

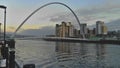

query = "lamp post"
[
  {"left": 0, "top": 23, "right": 1, "bottom": 40},
  {"left": 0, "top": 5, "right": 6, "bottom": 45},
  {"left": 0, "top": 5, "right": 7, "bottom": 68}
]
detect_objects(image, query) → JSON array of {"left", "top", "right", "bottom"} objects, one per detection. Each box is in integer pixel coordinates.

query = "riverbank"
[{"left": 42, "top": 37, "right": 120, "bottom": 45}]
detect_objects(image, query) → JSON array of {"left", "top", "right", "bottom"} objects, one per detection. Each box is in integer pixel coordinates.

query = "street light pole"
[
  {"left": 4, "top": 7, "right": 6, "bottom": 46},
  {"left": 0, "top": 23, "right": 1, "bottom": 40},
  {"left": 0, "top": 5, "right": 7, "bottom": 68},
  {"left": 0, "top": 5, "right": 7, "bottom": 45}
]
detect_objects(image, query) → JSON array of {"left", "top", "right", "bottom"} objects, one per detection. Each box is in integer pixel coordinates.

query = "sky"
[{"left": 0, "top": 0, "right": 120, "bottom": 34}]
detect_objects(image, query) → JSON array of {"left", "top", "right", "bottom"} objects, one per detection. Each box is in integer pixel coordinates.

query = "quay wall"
[{"left": 42, "top": 37, "right": 120, "bottom": 45}]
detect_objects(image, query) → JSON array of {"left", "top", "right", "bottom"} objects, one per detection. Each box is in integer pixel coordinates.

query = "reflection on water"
[
  {"left": 54, "top": 42, "right": 106, "bottom": 68},
  {"left": 15, "top": 40, "right": 120, "bottom": 68}
]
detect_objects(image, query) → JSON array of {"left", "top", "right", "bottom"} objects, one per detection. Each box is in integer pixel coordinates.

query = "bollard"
[
  {"left": 8, "top": 39, "right": 15, "bottom": 49},
  {"left": 23, "top": 64, "right": 35, "bottom": 68},
  {"left": 1, "top": 45, "right": 8, "bottom": 59},
  {"left": 0, "top": 44, "right": 8, "bottom": 68},
  {"left": 1, "top": 46, "right": 5, "bottom": 59},
  {"left": 7, "top": 39, "right": 15, "bottom": 68},
  {"left": 5, "top": 47, "right": 8, "bottom": 68},
  {"left": 9, "top": 51, "right": 15, "bottom": 68}
]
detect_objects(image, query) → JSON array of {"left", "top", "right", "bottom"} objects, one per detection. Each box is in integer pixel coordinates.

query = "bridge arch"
[{"left": 12, "top": 2, "right": 85, "bottom": 38}]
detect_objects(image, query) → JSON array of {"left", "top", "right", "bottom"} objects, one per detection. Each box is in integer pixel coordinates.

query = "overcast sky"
[{"left": 0, "top": 0, "right": 120, "bottom": 33}]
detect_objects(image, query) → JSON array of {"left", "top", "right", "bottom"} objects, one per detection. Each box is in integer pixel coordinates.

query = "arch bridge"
[{"left": 11, "top": 2, "right": 85, "bottom": 39}]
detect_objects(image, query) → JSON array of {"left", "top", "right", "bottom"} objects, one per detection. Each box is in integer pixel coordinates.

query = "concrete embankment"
[{"left": 42, "top": 37, "right": 120, "bottom": 45}]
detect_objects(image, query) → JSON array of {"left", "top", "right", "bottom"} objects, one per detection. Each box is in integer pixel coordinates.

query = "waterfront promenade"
[
  {"left": 42, "top": 37, "right": 120, "bottom": 45},
  {"left": 16, "top": 36, "right": 120, "bottom": 45}
]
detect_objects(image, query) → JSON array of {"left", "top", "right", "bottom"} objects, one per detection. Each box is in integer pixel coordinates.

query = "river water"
[{"left": 15, "top": 40, "right": 120, "bottom": 68}]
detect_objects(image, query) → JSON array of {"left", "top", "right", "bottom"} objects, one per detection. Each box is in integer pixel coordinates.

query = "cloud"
[
  {"left": 19, "top": 26, "right": 55, "bottom": 36},
  {"left": 8, "top": 26, "right": 15, "bottom": 30},
  {"left": 90, "top": 18, "right": 120, "bottom": 31},
  {"left": 12, "top": 0, "right": 120, "bottom": 35},
  {"left": 6, "top": 26, "right": 16, "bottom": 32},
  {"left": 105, "top": 19, "right": 120, "bottom": 31},
  {"left": 5, "top": 0, "right": 120, "bottom": 34},
  {"left": 19, "top": 19, "right": 120, "bottom": 36},
  {"left": 48, "top": 1, "right": 120, "bottom": 26}
]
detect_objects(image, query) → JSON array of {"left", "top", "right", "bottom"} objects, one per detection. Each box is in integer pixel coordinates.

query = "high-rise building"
[
  {"left": 96, "top": 21, "right": 107, "bottom": 35},
  {"left": 102, "top": 25, "right": 107, "bottom": 35},
  {"left": 61, "top": 22, "right": 67, "bottom": 37},
  {"left": 68, "top": 22, "right": 74, "bottom": 37},
  {"left": 56, "top": 24, "right": 60, "bottom": 37},
  {"left": 96, "top": 21, "right": 104, "bottom": 35},
  {"left": 80, "top": 23, "right": 87, "bottom": 35},
  {"left": 73, "top": 29, "right": 80, "bottom": 37},
  {"left": 56, "top": 21, "right": 74, "bottom": 37}
]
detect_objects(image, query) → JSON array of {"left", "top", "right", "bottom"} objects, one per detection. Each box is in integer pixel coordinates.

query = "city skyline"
[
  {"left": 55, "top": 21, "right": 108, "bottom": 38},
  {"left": 0, "top": 0, "right": 120, "bottom": 33}
]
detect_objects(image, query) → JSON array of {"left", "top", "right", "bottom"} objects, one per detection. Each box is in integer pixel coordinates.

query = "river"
[{"left": 15, "top": 40, "right": 120, "bottom": 68}]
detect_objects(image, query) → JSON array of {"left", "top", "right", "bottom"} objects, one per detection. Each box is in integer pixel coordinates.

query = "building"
[
  {"left": 56, "top": 22, "right": 74, "bottom": 37},
  {"left": 56, "top": 24, "right": 60, "bottom": 37},
  {"left": 102, "top": 25, "right": 107, "bottom": 35},
  {"left": 56, "top": 21, "right": 108, "bottom": 38},
  {"left": 80, "top": 24, "right": 87, "bottom": 35},
  {"left": 96, "top": 21, "right": 107, "bottom": 35},
  {"left": 80, "top": 24, "right": 88, "bottom": 38},
  {"left": 96, "top": 21, "right": 104, "bottom": 35},
  {"left": 87, "top": 29, "right": 95, "bottom": 37},
  {"left": 73, "top": 29, "right": 80, "bottom": 37},
  {"left": 117, "top": 30, "right": 120, "bottom": 40},
  {"left": 68, "top": 22, "right": 74, "bottom": 37}
]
